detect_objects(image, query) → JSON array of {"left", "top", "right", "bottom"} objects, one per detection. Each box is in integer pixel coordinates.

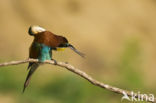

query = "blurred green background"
[{"left": 0, "top": 0, "right": 156, "bottom": 103}]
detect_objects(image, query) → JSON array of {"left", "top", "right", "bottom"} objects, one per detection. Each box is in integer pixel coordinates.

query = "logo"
[{"left": 121, "top": 91, "right": 155, "bottom": 102}]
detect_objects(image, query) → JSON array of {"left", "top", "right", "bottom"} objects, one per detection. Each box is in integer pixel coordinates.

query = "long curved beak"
[{"left": 68, "top": 44, "right": 85, "bottom": 58}]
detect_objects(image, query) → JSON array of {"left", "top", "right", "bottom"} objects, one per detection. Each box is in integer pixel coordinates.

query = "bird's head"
[
  {"left": 58, "top": 36, "right": 85, "bottom": 58},
  {"left": 28, "top": 25, "right": 46, "bottom": 36}
]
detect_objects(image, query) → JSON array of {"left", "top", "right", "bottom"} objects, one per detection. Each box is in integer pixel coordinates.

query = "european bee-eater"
[{"left": 23, "top": 25, "right": 85, "bottom": 92}]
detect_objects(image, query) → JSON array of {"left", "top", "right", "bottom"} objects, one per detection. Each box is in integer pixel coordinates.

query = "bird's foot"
[{"left": 51, "top": 59, "right": 57, "bottom": 65}]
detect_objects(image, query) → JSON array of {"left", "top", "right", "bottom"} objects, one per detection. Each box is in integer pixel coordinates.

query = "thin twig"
[{"left": 0, "top": 59, "right": 155, "bottom": 103}]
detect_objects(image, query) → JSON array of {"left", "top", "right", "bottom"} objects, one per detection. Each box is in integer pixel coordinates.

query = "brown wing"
[
  {"left": 25, "top": 42, "right": 40, "bottom": 92},
  {"left": 27, "top": 42, "right": 41, "bottom": 70},
  {"left": 29, "top": 42, "right": 40, "bottom": 58},
  {"left": 34, "top": 31, "right": 68, "bottom": 47}
]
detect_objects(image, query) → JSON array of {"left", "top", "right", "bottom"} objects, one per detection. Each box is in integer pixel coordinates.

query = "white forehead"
[{"left": 32, "top": 25, "right": 46, "bottom": 33}]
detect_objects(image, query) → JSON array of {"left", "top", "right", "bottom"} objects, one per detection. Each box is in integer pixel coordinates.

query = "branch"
[{"left": 0, "top": 59, "right": 155, "bottom": 103}]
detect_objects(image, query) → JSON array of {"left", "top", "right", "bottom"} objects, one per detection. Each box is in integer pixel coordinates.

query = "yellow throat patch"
[{"left": 56, "top": 48, "right": 66, "bottom": 51}]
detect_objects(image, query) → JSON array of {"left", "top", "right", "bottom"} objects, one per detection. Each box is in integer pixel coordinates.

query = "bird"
[{"left": 23, "top": 25, "right": 85, "bottom": 93}]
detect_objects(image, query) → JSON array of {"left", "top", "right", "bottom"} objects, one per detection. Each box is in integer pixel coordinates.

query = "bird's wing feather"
[{"left": 28, "top": 42, "right": 41, "bottom": 70}]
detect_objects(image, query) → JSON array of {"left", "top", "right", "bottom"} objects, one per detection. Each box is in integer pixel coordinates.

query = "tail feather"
[
  {"left": 27, "top": 62, "right": 33, "bottom": 70},
  {"left": 23, "top": 63, "right": 39, "bottom": 93}
]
